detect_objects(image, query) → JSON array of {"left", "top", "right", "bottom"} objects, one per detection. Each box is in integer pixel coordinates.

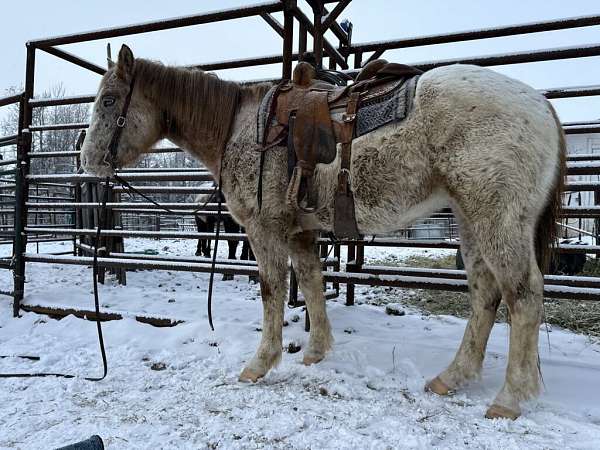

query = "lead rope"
[
  {"left": 0, "top": 178, "right": 110, "bottom": 380},
  {"left": 206, "top": 171, "right": 224, "bottom": 331},
  {"left": 111, "top": 173, "right": 222, "bottom": 330}
]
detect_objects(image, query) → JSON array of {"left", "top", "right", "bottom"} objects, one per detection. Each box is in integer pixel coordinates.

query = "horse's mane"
[{"left": 134, "top": 59, "right": 242, "bottom": 147}]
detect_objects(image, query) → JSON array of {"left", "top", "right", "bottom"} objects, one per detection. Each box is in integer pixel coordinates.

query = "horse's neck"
[{"left": 135, "top": 59, "right": 241, "bottom": 175}]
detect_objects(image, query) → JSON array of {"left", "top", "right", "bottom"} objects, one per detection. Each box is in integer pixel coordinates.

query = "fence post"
[
  {"left": 282, "top": 0, "right": 295, "bottom": 79},
  {"left": 288, "top": 265, "right": 299, "bottom": 306},
  {"left": 595, "top": 189, "right": 600, "bottom": 254},
  {"left": 12, "top": 45, "right": 36, "bottom": 317},
  {"left": 311, "top": 0, "right": 324, "bottom": 67},
  {"left": 345, "top": 242, "right": 356, "bottom": 306}
]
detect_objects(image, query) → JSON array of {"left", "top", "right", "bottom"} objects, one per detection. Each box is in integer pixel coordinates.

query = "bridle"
[{"left": 104, "top": 73, "right": 137, "bottom": 171}]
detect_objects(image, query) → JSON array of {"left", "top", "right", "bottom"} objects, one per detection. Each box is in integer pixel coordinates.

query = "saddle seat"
[{"left": 260, "top": 59, "right": 422, "bottom": 238}]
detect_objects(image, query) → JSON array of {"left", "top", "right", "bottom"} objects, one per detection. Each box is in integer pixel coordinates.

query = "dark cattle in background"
[{"left": 195, "top": 190, "right": 255, "bottom": 281}]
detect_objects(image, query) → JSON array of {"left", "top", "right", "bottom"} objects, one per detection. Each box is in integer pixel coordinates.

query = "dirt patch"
[
  {"left": 367, "top": 253, "right": 457, "bottom": 269},
  {"left": 362, "top": 253, "right": 600, "bottom": 339}
]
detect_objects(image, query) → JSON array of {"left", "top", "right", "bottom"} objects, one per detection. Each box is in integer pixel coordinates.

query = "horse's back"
[
  {"left": 416, "top": 64, "right": 561, "bottom": 208},
  {"left": 416, "top": 64, "right": 557, "bottom": 149}
]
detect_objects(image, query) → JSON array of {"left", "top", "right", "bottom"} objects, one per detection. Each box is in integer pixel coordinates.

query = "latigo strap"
[{"left": 333, "top": 91, "right": 361, "bottom": 239}]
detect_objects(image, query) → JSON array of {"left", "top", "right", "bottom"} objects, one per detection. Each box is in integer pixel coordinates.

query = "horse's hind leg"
[
  {"left": 463, "top": 215, "right": 542, "bottom": 419},
  {"left": 426, "top": 215, "right": 501, "bottom": 395},
  {"left": 239, "top": 226, "right": 288, "bottom": 382},
  {"left": 482, "top": 233, "right": 543, "bottom": 420},
  {"left": 288, "top": 231, "right": 332, "bottom": 365}
]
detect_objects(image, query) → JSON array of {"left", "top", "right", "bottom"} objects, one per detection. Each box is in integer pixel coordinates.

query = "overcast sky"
[{"left": 1, "top": 0, "right": 600, "bottom": 122}]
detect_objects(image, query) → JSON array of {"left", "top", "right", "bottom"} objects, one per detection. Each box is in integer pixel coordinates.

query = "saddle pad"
[
  {"left": 256, "top": 74, "right": 421, "bottom": 147},
  {"left": 355, "top": 74, "right": 419, "bottom": 137}
]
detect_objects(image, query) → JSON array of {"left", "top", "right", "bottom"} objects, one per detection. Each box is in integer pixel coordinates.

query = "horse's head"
[{"left": 81, "top": 45, "right": 162, "bottom": 177}]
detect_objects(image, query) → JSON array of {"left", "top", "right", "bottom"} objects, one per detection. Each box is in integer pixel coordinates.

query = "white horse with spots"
[{"left": 81, "top": 45, "right": 565, "bottom": 419}]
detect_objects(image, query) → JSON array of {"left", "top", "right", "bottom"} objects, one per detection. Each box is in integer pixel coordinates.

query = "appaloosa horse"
[{"left": 81, "top": 45, "right": 566, "bottom": 420}]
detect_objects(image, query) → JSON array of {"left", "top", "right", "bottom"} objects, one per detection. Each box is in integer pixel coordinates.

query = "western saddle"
[{"left": 260, "top": 59, "right": 422, "bottom": 239}]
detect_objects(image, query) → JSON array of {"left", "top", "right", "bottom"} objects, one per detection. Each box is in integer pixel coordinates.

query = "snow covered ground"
[{"left": 1, "top": 239, "right": 599, "bottom": 449}]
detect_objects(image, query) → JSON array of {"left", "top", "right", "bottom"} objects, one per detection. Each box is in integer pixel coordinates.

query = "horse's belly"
[{"left": 355, "top": 188, "right": 449, "bottom": 235}]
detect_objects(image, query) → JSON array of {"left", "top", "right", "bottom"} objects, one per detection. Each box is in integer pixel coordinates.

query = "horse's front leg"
[
  {"left": 239, "top": 226, "right": 288, "bottom": 382},
  {"left": 288, "top": 231, "right": 332, "bottom": 365}
]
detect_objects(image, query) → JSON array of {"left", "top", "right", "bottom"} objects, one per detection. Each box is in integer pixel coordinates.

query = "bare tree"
[{"left": 0, "top": 83, "right": 90, "bottom": 173}]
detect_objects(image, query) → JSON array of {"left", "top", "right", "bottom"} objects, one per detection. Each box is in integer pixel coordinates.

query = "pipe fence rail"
[{"left": 2, "top": 0, "right": 600, "bottom": 323}]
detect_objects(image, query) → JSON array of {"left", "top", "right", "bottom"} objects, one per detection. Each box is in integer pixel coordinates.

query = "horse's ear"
[{"left": 116, "top": 44, "right": 134, "bottom": 82}]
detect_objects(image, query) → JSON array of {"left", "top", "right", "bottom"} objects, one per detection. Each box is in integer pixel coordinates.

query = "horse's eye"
[{"left": 102, "top": 96, "right": 116, "bottom": 108}]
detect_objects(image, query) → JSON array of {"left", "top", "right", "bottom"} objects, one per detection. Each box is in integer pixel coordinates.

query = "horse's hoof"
[
  {"left": 485, "top": 404, "right": 520, "bottom": 420},
  {"left": 302, "top": 353, "right": 324, "bottom": 366},
  {"left": 425, "top": 377, "right": 453, "bottom": 396},
  {"left": 238, "top": 367, "right": 263, "bottom": 383}
]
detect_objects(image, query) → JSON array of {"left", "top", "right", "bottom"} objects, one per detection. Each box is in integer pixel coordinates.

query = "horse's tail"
[{"left": 536, "top": 104, "right": 566, "bottom": 273}]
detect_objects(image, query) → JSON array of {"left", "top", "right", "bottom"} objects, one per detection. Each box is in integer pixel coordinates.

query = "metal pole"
[
  {"left": 13, "top": 45, "right": 35, "bottom": 316},
  {"left": 282, "top": 0, "right": 295, "bottom": 79},
  {"left": 311, "top": 1, "right": 324, "bottom": 67},
  {"left": 299, "top": 22, "right": 307, "bottom": 56},
  {"left": 346, "top": 243, "right": 356, "bottom": 306},
  {"left": 594, "top": 189, "right": 600, "bottom": 253}
]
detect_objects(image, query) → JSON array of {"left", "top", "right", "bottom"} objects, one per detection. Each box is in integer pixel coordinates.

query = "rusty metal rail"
[{"left": 28, "top": 1, "right": 285, "bottom": 48}]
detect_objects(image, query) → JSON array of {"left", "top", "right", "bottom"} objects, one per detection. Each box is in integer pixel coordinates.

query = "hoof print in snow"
[
  {"left": 283, "top": 320, "right": 289, "bottom": 327},
  {"left": 287, "top": 342, "right": 302, "bottom": 354},
  {"left": 344, "top": 327, "right": 356, "bottom": 334},
  {"left": 168, "top": 298, "right": 176, "bottom": 303},
  {"left": 291, "top": 315, "right": 300, "bottom": 323},
  {"left": 255, "top": 327, "right": 262, "bottom": 332},
  {"left": 150, "top": 362, "right": 167, "bottom": 371},
  {"left": 208, "top": 341, "right": 218, "bottom": 347},
  {"left": 319, "top": 386, "right": 329, "bottom": 396},
  {"left": 385, "top": 306, "right": 405, "bottom": 316}
]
